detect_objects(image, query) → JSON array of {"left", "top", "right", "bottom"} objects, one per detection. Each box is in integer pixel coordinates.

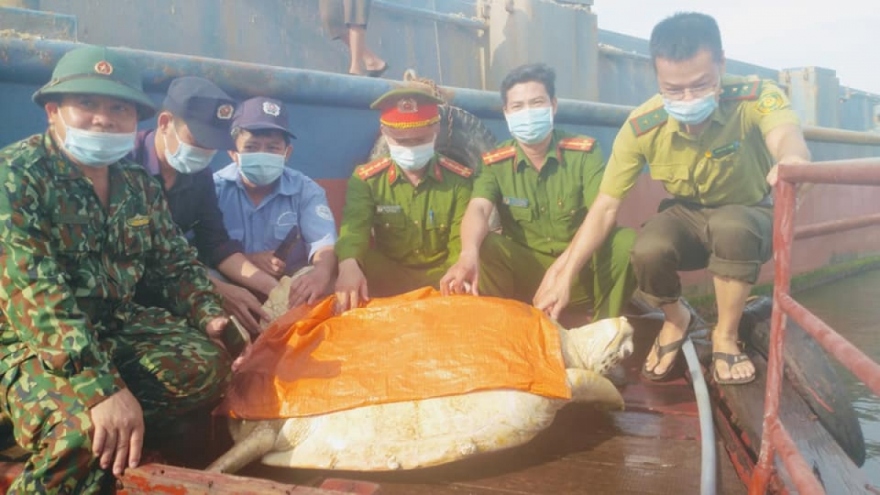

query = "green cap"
[{"left": 33, "top": 45, "right": 156, "bottom": 120}]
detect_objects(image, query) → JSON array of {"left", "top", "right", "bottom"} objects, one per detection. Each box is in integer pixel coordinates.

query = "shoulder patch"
[
  {"left": 756, "top": 91, "right": 785, "bottom": 115},
  {"left": 628, "top": 107, "right": 668, "bottom": 136},
  {"left": 481, "top": 146, "right": 516, "bottom": 166},
  {"left": 721, "top": 80, "right": 762, "bottom": 101},
  {"left": 355, "top": 157, "right": 393, "bottom": 180},
  {"left": 557, "top": 136, "right": 595, "bottom": 152},
  {"left": 438, "top": 156, "right": 473, "bottom": 178}
]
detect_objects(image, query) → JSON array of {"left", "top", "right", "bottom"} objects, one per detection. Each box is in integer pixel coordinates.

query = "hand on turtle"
[
  {"left": 213, "top": 278, "right": 269, "bottom": 336},
  {"left": 533, "top": 263, "right": 572, "bottom": 321},
  {"left": 288, "top": 265, "right": 333, "bottom": 308},
  {"left": 439, "top": 254, "right": 480, "bottom": 296},
  {"left": 334, "top": 259, "right": 370, "bottom": 313},
  {"left": 90, "top": 387, "right": 144, "bottom": 476}
]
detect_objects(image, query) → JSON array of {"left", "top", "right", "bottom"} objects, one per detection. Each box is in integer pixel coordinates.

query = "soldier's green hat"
[
  {"left": 32, "top": 45, "right": 156, "bottom": 120},
  {"left": 370, "top": 87, "right": 443, "bottom": 129}
]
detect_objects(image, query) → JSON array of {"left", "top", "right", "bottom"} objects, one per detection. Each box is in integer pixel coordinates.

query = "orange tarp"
[{"left": 220, "top": 287, "right": 570, "bottom": 420}]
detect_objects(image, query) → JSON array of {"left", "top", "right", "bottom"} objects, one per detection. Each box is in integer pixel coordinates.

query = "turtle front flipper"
[
  {"left": 565, "top": 368, "right": 624, "bottom": 410},
  {"left": 206, "top": 420, "right": 283, "bottom": 474}
]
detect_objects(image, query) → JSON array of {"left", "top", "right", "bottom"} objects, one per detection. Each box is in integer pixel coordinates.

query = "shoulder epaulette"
[
  {"left": 628, "top": 107, "right": 668, "bottom": 136},
  {"left": 355, "top": 157, "right": 393, "bottom": 180},
  {"left": 721, "top": 80, "right": 762, "bottom": 101},
  {"left": 481, "top": 146, "right": 516, "bottom": 166},
  {"left": 557, "top": 136, "right": 596, "bottom": 152},
  {"left": 438, "top": 156, "right": 473, "bottom": 178}
]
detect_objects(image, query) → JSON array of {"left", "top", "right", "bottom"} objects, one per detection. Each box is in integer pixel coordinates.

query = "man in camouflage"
[
  {"left": 441, "top": 63, "right": 636, "bottom": 322},
  {"left": 0, "top": 45, "right": 231, "bottom": 493},
  {"left": 334, "top": 87, "right": 473, "bottom": 312}
]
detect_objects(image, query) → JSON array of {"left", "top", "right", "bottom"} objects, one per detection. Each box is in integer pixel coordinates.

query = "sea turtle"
[{"left": 208, "top": 279, "right": 634, "bottom": 474}]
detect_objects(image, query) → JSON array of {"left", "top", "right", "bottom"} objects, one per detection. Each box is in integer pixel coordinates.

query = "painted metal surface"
[
  {"left": 26, "top": 0, "right": 486, "bottom": 89},
  {"left": 751, "top": 160, "right": 880, "bottom": 494},
  {"left": 0, "top": 5, "right": 76, "bottom": 40}
]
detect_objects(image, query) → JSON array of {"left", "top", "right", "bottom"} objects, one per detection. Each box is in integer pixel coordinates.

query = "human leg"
[
  {"left": 106, "top": 306, "right": 231, "bottom": 429},
  {"left": 477, "top": 233, "right": 549, "bottom": 303},
  {"left": 586, "top": 226, "right": 638, "bottom": 320},
  {"left": 361, "top": 249, "right": 449, "bottom": 297},
  {"left": 630, "top": 204, "right": 708, "bottom": 378},
  {"left": 705, "top": 205, "right": 772, "bottom": 383},
  {"left": 344, "top": 0, "right": 385, "bottom": 75},
  {"left": 0, "top": 359, "right": 108, "bottom": 494}
]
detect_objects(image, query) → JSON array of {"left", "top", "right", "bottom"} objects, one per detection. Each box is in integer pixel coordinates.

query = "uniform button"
[
  {"left": 570, "top": 209, "right": 576, "bottom": 215},
  {"left": 540, "top": 206, "right": 546, "bottom": 213},
  {"left": 415, "top": 249, "right": 421, "bottom": 254},
  {"left": 414, "top": 220, "right": 420, "bottom": 226},
  {"left": 546, "top": 237, "right": 551, "bottom": 241},
  {"left": 557, "top": 200, "right": 563, "bottom": 206},
  {"left": 384, "top": 223, "right": 390, "bottom": 228}
]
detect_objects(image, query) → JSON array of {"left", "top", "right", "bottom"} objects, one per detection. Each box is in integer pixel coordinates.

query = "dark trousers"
[{"left": 630, "top": 201, "right": 773, "bottom": 307}]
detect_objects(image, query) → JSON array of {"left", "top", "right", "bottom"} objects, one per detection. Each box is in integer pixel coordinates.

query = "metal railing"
[{"left": 749, "top": 158, "right": 880, "bottom": 494}]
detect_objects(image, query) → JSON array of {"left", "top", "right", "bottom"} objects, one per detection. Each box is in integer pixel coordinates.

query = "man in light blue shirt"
[{"left": 214, "top": 97, "right": 337, "bottom": 307}]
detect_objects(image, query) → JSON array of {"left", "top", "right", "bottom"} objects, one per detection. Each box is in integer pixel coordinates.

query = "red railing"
[{"left": 749, "top": 158, "right": 880, "bottom": 494}]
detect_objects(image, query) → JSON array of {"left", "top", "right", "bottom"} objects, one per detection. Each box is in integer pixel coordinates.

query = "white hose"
[{"left": 683, "top": 338, "right": 717, "bottom": 495}]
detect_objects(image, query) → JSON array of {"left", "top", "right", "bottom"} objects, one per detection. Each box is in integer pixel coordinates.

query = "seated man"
[
  {"left": 441, "top": 63, "right": 636, "bottom": 322},
  {"left": 533, "top": 13, "right": 811, "bottom": 384},
  {"left": 131, "top": 76, "right": 277, "bottom": 334},
  {"left": 334, "top": 87, "right": 474, "bottom": 312},
  {"left": 214, "top": 97, "right": 338, "bottom": 308},
  {"left": 0, "top": 45, "right": 230, "bottom": 493}
]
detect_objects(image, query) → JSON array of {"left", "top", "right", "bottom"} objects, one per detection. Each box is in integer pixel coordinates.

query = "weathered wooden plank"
[
  {"left": 116, "top": 463, "right": 373, "bottom": 494},
  {"left": 713, "top": 353, "right": 871, "bottom": 494}
]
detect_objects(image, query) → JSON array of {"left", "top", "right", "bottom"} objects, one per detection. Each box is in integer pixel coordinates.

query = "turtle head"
[{"left": 560, "top": 317, "right": 634, "bottom": 374}]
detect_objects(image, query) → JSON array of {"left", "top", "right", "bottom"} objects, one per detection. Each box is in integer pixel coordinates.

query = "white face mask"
[
  {"left": 238, "top": 151, "right": 286, "bottom": 185},
  {"left": 57, "top": 113, "right": 136, "bottom": 167},
  {"left": 163, "top": 126, "right": 216, "bottom": 174},
  {"left": 388, "top": 140, "right": 435, "bottom": 171}
]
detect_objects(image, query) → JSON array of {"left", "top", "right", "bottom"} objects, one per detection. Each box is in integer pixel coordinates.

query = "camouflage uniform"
[{"left": 0, "top": 132, "right": 231, "bottom": 493}]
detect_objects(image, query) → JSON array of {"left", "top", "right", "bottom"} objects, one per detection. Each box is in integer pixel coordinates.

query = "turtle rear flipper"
[{"left": 206, "top": 421, "right": 280, "bottom": 474}]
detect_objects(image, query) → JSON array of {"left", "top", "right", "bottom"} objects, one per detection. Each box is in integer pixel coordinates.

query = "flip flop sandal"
[
  {"left": 712, "top": 351, "right": 756, "bottom": 385},
  {"left": 366, "top": 63, "right": 389, "bottom": 78},
  {"left": 641, "top": 312, "right": 696, "bottom": 382}
]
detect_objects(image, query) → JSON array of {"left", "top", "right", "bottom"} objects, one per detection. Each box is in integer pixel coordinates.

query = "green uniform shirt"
[
  {"left": 472, "top": 129, "right": 605, "bottom": 257},
  {"left": 600, "top": 76, "right": 801, "bottom": 206},
  {"left": 0, "top": 133, "right": 224, "bottom": 409},
  {"left": 336, "top": 154, "right": 473, "bottom": 268}
]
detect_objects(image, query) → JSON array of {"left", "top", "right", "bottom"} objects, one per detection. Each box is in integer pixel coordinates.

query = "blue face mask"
[
  {"left": 57, "top": 114, "right": 136, "bottom": 167},
  {"left": 505, "top": 106, "right": 554, "bottom": 145},
  {"left": 388, "top": 141, "right": 435, "bottom": 171},
  {"left": 164, "top": 127, "right": 216, "bottom": 174},
  {"left": 238, "top": 152, "right": 285, "bottom": 186},
  {"left": 663, "top": 92, "right": 718, "bottom": 125}
]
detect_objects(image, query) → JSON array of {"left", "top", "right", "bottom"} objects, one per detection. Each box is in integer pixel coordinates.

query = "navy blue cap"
[
  {"left": 231, "top": 97, "right": 296, "bottom": 139},
  {"left": 162, "top": 76, "right": 236, "bottom": 150}
]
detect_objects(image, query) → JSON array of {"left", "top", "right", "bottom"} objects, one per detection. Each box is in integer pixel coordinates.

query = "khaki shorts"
[{"left": 319, "top": 0, "right": 373, "bottom": 40}]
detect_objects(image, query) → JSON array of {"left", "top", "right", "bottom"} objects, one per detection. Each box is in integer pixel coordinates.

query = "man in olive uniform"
[
  {"left": 441, "top": 63, "right": 636, "bottom": 322},
  {"left": 334, "top": 87, "right": 473, "bottom": 312},
  {"left": 0, "top": 46, "right": 231, "bottom": 493},
  {"left": 533, "top": 13, "right": 811, "bottom": 385}
]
